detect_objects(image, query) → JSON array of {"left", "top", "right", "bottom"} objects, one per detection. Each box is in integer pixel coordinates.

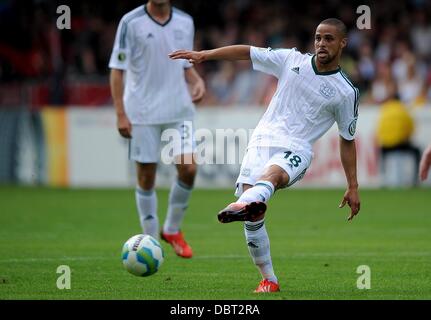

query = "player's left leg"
[
  {"left": 250, "top": 151, "right": 309, "bottom": 292},
  {"left": 161, "top": 121, "right": 196, "bottom": 258},
  {"left": 219, "top": 147, "right": 310, "bottom": 292},
  {"left": 229, "top": 182, "right": 281, "bottom": 293},
  {"left": 234, "top": 165, "right": 287, "bottom": 293},
  {"left": 130, "top": 125, "right": 162, "bottom": 239}
]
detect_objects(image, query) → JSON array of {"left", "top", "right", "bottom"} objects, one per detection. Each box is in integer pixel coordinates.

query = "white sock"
[
  {"left": 237, "top": 180, "right": 274, "bottom": 204},
  {"left": 244, "top": 219, "right": 278, "bottom": 283},
  {"left": 135, "top": 187, "right": 159, "bottom": 239},
  {"left": 163, "top": 180, "right": 192, "bottom": 234}
]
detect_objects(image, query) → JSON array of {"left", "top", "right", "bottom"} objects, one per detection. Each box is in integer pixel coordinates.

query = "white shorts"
[
  {"left": 129, "top": 121, "right": 196, "bottom": 164},
  {"left": 235, "top": 146, "right": 311, "bottom": 196}
]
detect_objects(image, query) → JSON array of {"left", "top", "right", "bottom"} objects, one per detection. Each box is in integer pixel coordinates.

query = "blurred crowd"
[{"left": 0, "top": 0, "right": 431, "bottom": 107}]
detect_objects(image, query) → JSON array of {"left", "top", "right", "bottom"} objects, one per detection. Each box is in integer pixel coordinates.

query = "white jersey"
[
  {"left": 249, "top": 46, "right": 359, "bottom": 160},
  {"left": 109, "top": 5, "right": 195, "bottom": 125}
]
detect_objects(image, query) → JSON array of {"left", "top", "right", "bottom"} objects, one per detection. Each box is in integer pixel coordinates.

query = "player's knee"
[
  {"left": 278, "top": 170, "right": 290, "bottom": 188},
  {"left": 178, "top": 164, "right": 197, "bottom": 185},
  {"left": 137, "top": 168, "right": 156, "bottom": 190},
  {"left": 260, "top": 170, "right": 290, "bottom": 190},
  {"left": 180, "top": 163, "right": 197, "bottom": 177},
  {"left": 137, "top": 175, "right": 156, "bottom": 190}
]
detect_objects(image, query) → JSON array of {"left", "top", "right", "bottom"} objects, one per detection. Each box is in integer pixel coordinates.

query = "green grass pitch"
[{"left": 0, "top": 186, "right": 430, "bottom": 300}]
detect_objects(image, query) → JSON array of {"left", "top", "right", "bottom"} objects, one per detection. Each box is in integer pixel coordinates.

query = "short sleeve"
[
  {"left": 336, "top": 89, "right": 359, "bottom": 140},
  {"left": 250, "top": 46, "right": 295, "bottom": 78},
  {"left": 109, "top": 17, "right": 133, "bottom": 70},
  {"left": 183, "top": 20, "right": 195, "bottom": 69}
]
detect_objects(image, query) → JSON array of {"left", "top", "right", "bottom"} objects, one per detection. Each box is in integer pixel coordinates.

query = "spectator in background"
[
  {"left": 370, "top": 62, "right": 397, "bottom": 104},
  {"left": 426, "top": 69, "right": 431, "bottom": 102},
  {"left": 219, "top": 28, "right": 271, "bottom": 107},
  {"left": 397, "top": 56, "right": 426, "bottom": 107},
  {"left": 391, "top": 42, "right": 413, "bottom": 84},
  {"left": 228, "top": 60, "right": 272, "bottom": 106},
  {"left": 1, "top": 0, "right": 431, "bottom": 107},
  {"left": 357, "top": 41, "right": 376, "bottom": 90},
  {"left": 340, "top": 53, "right": 359, "bottom": 85},
  {"left": 205, "top": 61, "right": 236, "bottom": 105},
  {"left": 375, "top": 26, "right": 396, "bottom": 63},
  {"left": 410, "top": 10, "right": 431, "bottom": 61},
  {"left": 376, "top": 96, "right": 421, "bottom": 186}
]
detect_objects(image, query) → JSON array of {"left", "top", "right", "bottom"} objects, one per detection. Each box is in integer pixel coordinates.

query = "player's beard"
[
  {"left": 317, "top": 52, "right": 335, "bottom": 65},
  {"left": 151, "top": 0, "right": 170, "bottom": 6}
]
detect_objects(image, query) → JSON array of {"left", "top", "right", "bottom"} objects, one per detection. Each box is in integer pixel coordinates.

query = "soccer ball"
[{"left": 121, "top": 234, "right": 164, "bottom": 277}]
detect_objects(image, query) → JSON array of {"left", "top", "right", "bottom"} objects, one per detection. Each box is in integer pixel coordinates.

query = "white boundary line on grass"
[{"left": 0, "top": 251, "right": 430, "bottom": 263}]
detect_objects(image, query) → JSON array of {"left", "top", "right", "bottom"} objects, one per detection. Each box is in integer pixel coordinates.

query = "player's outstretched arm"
[
  {"left": 419, "top": 145, "right": 431, "bottom": 181},
  {"left": 339, "top": 137, "right": 360, "bottom": 221},
  {"left": 169, "top": 45, "right": 251, "bottom": 64}
]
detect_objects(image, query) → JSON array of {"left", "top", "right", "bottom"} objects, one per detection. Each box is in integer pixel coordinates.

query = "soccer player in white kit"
[
  {"left": 170, "top": 19, "right": 361, "bottom": 290},
  {"left": 109, "top": 0, "right": 205, "bottom": 258}
]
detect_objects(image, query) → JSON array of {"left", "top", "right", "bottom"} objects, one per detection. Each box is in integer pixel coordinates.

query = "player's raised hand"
[
  {"left": 117, "top": 112, "right": 132, "bottom": 138},
  {"left": 339, "top": 188, "right": 360, "bottom": 221},
  {"left": 169, "top": 50, "right": 206, "bottom": 64}
]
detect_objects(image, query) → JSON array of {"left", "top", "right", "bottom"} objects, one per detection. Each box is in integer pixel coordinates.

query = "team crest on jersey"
[
  {"left": 241, "top": 168, "right": 251, "bottom": 177},
  {"left": 349, "top": 119, "right": 357, "bottom": 136},
  {"left": 118, "top": 52, "right": 126, "bottom": 62},
  {"left": 319, "top": 81, "right": 336, "bottom": 99}
]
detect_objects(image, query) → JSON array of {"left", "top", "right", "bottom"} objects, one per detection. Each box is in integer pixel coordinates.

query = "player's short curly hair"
[{"left": 319, "top": 18, "right": 347, "bottom": 38}]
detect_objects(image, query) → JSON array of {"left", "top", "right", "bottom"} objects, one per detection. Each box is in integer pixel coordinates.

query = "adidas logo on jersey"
[
  {"left": 291, "top": 67, "right": 300, "bottom": 74},
  {"left": 147, "top": 33, "right": 154, "bottom": 39}
]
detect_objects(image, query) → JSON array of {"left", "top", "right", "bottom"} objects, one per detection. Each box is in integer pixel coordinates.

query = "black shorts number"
[{"left": 284, "top": 151, "right": 302, "bottom": 168}]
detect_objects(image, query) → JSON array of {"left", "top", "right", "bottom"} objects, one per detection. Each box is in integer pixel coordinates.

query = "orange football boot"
[
  {"left": 254, "top": 279, "right": 280, "bottom": 293},
  {"left": 161, "top": 231, "right": 193, "bottom": 258}
]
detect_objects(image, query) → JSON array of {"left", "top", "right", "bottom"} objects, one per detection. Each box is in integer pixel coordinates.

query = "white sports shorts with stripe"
[
  {"left": 129, "top": 121, "right": 196, "bottom": 164},
  {"left": 235, "top": 146, "right": 311, "bottom": 197}
]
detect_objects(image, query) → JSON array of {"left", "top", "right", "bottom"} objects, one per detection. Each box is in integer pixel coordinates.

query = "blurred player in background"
[
  {"left": 419, "top": 145, "right": 431, "bottom": 181},
  {"left": 170, "top": 18, "right": 360, "bottom": 290},
  {"left": 376, "top": 97, "right": 421, "bottom": 186},
  {"left": 109, "top": 0, "right": 205, "bottom": 258}
]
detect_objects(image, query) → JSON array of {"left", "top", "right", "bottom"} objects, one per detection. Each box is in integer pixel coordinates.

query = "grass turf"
[{"left": 0, "top": 186, "right": 430, "bottom": 300}]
